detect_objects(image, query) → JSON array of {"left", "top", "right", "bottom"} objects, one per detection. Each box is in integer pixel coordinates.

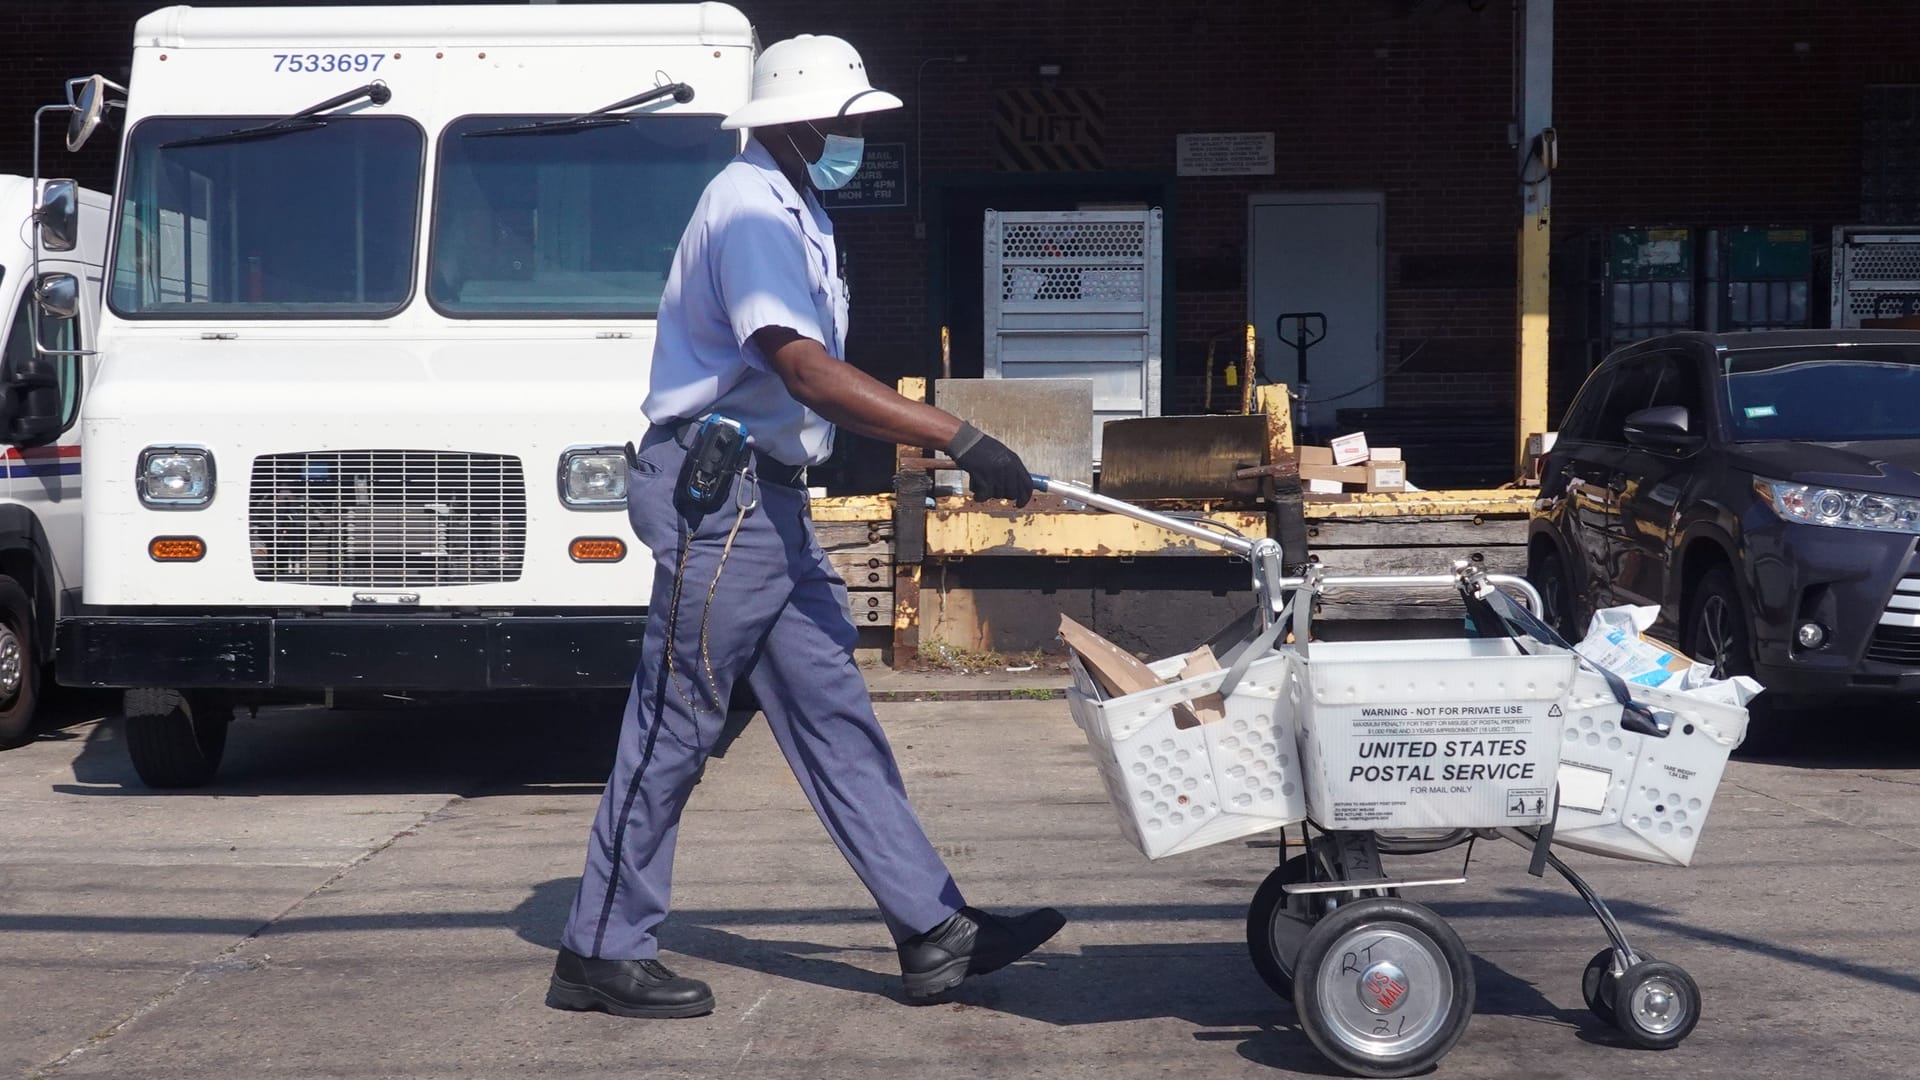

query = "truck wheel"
[
  {"left": 124, "top": 689, "right": 232, "bottom": 788},
  {"left": 0, "top": 577, "right": 41, "bottom": 749}
]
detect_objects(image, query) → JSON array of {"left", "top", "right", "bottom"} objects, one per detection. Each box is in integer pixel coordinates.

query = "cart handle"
[{"left": 1032, "top": 474, "right": 1546, "bottom": 615}]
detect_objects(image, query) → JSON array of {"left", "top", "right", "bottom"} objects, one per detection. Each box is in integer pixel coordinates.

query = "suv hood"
[{"left": 1728, "top": 439, "right": 1920, "bottom": 497}]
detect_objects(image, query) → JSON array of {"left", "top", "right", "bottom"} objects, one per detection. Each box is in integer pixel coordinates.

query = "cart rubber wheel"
[
  {"left": 1581, "top": 947, "right": 1620, "bottom": 1027},
  {"left": 1247, "top": 854, "right": 1317, "bottom": 997},
  {"left": 1292, "top": 897, "right": 1475, "bottom": 1079},
  {"left": 1611, "top": 959, "right": 1700, "bottom": 1050},
  {"left": 1248, "top": 834, "right": 1389, "bottom": 998},
  {"left": 124, "top": 689, "right": 232, "bottom": 789}
]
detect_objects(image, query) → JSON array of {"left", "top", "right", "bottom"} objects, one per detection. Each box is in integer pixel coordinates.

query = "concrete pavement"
[{"left": 5, "top": 687, "right": 1919, "bottom": 1079}]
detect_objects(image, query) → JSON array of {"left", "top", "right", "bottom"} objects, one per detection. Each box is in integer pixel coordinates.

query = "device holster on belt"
[{"left": 672, "top": 414, "right": 753, "bottom": 515}]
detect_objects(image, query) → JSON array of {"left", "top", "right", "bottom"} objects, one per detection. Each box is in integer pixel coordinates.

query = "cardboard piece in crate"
[{"left": 1059, "top": 615, "right": 1305, "bottom": 859}]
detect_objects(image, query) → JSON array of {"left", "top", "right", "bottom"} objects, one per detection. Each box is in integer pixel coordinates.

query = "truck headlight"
[
  {"left": 138, "top": 448, "right": 215, "bottom": 508},
  {"left": 1759, "top": 479, "right": 1920, "bottom": 534},
  {"left": 560, "top": 447, "right": 628, "bottom": 509}
]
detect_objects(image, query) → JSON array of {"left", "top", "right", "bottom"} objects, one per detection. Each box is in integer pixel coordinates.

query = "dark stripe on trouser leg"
[{"left": 590, "top": 520, "right": 691, "bottom": 956}]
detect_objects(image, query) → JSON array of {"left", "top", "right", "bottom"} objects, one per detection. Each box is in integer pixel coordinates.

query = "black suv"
[{"left": 1529, "top": 330, "right": 1920, "bottom": 706}]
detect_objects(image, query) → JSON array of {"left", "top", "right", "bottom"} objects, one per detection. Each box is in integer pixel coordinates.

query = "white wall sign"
[{"left": 1176, "top": 132, "right": 1275, "bottom": 177}]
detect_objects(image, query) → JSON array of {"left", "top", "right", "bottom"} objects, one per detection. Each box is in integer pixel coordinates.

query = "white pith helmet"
[{"left": 721, "top": 33, "right": 903, "bottom": 130}]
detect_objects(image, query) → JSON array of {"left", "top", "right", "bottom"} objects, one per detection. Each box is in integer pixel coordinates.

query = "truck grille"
[
  {"left": 248, "top": 451, "right": 527, "bottom": 588},
  {"left": 1866, "top": 573, "right": 1920, "bottom": 666}
]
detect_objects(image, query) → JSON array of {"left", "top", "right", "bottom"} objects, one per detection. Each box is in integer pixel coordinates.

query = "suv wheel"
[
  {"left": 1685, "top": 566, "right": 1787, "bottom": 754},
  {"left": 1685, "top": 567, "right": 1752, "bottom": 680},
  {"left": 1529, "top": 545, "right": 1578, "bottom": 641}
]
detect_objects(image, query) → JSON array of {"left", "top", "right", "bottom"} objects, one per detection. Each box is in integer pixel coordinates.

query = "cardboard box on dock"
[{"left": 1299, "top": 437, "right": 1406, "bottom": 493}]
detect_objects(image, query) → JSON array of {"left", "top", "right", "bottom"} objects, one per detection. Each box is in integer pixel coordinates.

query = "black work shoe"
[
  {"left": 897, "top": 905, "right": 1067, "bottom": 1002},
  {"left": 546, "top": 947, "right": 715, "bottom": 1018}
]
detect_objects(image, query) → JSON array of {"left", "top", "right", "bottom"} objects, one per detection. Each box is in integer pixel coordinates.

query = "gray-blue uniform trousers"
[{"left": 560, "top": 139, "right": 965, "bottom": 961}]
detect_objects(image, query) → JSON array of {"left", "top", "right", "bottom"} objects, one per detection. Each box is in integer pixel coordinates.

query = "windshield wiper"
[
  {"left": 161, "top": 83, "right": 393, "bottom": 149},
  {"left": 463, "top": 82, "right": 694, "bottom": 137}
]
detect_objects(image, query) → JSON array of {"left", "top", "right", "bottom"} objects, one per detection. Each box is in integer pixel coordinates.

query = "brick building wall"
[{"left": 3, "top": 0, "right": 1916, "bottom": 487}]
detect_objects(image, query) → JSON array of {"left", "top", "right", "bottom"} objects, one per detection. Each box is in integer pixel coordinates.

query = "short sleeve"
[{"left": 711, "top": 204, "right": 825, "bottom": 370}]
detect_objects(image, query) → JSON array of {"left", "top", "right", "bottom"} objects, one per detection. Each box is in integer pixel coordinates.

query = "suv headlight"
[
  {"left": 138, "top": 448, "right": 215, "bottom": 508},
  {"left": 560, "top": 447, "right": 628, "bottom": 509},
  {"left": 1759, "top": 479, "right": 1920, "bottom": 534}
]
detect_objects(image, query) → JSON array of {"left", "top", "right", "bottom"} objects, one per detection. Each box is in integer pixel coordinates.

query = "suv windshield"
[
  {"left": 111, "top": 116, "right": 423, "bottom": 318},
  {"left": 430, "top": 115, "right": 737, "bottom": 317},
  {"left": 1725, "top": 345, "right": 1920, "bottom": 441}
]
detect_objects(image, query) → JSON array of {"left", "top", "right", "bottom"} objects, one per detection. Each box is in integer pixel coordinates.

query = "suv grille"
[
  {"left": 1866, "top": 573, "right": 1920, "bottom": 666},
  {"left": 248, "top": 451, "right": 527, "bottom": 588}
]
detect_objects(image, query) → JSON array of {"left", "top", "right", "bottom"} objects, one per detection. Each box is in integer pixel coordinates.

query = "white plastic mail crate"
[
  {"left": 1290, "top": 638, "right": 1580, "bottom": 831},
  {"left": 1550, "top": 669, "right": 1751, "bottom": 867},
  {"left": 1066, "top": 649, "right": 1306, "bottom": 859}
]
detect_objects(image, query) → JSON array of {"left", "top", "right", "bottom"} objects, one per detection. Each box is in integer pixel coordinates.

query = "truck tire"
[
  {"left": 0, "top": 577, "right": 42, "bottom": 749},
  {"left": 124, "top": 689, "right": 232, "bottom": 788}
]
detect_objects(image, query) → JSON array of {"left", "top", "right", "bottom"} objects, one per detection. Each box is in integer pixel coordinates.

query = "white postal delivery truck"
[
  {"left": 48, "top": 4, "right": 758, "bottom": 785},
  {"left": 0, "top": 172, "right": 109, "bottom": 749}
]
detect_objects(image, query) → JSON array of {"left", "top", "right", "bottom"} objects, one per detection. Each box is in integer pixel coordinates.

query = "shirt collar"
[{"left": 742, "top": 136, "right": 807, "bottom": 214}]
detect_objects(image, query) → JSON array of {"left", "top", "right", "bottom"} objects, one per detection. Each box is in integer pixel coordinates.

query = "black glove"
[{"left": 947, "top": 421, "right": 1034, "bottom": 508}]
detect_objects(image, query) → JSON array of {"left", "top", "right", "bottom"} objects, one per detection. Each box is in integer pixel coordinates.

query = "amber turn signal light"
[
  {"left": 149, "top": 536, "right": 206, "bottom": 562},
  {"left": 570, "top": 537, "right": 626, "bottom": 562}
]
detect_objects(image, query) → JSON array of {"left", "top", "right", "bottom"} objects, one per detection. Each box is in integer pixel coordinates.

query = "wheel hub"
[
  {"left": 0, "top": 624, "right": 22, "bottom": 700},
  {"left": 1631, "top": 977, "right": 1684, "bottom": 1034},
  {"left": 1357, "top": 960, "right": 1410, "bottom": 1014},
  {"left": 1316, "top": 927, "right": 1453, "bottom": 1059}
]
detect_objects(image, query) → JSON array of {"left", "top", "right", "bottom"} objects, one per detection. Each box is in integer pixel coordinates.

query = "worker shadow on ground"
[
  {"left": 506, "top": 875, "right": 1603, "bottom": 1063},
  {"left": 49, "top": 696, "right": 629, "bottom": 798}
]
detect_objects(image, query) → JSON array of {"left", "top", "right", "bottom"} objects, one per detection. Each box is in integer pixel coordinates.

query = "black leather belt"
[{"left": 652, "top": 419, "right": 809, "bottom": 490}]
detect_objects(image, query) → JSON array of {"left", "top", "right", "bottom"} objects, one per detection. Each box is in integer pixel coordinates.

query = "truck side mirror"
[
  {"left": 67, "top": 75, "right": 112, "bottom": 152},
  {"left": 35, "top": 272, "right": 80, "bottom": 322},
  {"left": 36, "top": 180, "right": 78, "bottom": 254}
]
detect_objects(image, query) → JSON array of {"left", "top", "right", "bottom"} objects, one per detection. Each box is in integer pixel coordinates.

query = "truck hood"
[
  {"left": 86, "top": 336, "right": 653, "bottom": 422},
  {"left": 1727, "top": 439, "right": 1920, "bottom": 497}
]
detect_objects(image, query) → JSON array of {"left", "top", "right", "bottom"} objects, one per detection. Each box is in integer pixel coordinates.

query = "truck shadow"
[{"left": 50, "top": 694, "right": 633, "bottom": 798}]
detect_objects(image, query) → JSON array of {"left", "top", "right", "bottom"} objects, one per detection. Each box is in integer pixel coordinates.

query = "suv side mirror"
[
  {"left": 1624, "top": 405, "right": 1701, "bottom": 452},
  {"left": 37, "top": 180, "right": 78, "bottom": 254}
]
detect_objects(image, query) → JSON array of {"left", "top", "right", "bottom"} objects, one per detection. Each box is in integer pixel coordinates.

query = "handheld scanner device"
[{"left": 680, "top": 414, "right": 753, "bottom": 513}]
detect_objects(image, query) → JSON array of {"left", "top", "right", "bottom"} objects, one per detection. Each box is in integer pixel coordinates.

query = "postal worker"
[{"left": 548, "top": 33, "right": 1062, "bottom": 1019}]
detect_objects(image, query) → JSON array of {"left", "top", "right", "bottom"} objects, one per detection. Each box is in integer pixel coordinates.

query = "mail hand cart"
[{"left": 1041, "top": 476, "right": 1745, "bottom": 1078}]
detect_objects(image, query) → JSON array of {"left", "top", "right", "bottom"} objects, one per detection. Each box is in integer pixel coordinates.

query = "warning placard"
[{"left": 1301, "top": 700, "right": 1567, "bottom": 829}]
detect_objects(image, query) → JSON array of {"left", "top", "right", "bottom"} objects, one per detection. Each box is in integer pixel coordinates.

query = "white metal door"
[
  {"left": 983, "top": 209, "right": 1163, "bottom": 462},
  {"left": 1247, "top": 194, "right": 1384, "bottom": 434}
]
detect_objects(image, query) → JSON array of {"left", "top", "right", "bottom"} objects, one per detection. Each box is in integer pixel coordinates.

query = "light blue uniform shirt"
[{"left": 643, "top": 137, "right": 849, "bottom": 468}]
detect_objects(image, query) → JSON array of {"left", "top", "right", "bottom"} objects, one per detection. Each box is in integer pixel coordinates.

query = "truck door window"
[
  {"left": 109, "top": 117, "right": 423, "bottom": 318},
  {"left": 429, "top": 115, "right": 737, "bottom": 317},
  {"left": 2, "top": 285, "right": 81, "bottom": 437}
]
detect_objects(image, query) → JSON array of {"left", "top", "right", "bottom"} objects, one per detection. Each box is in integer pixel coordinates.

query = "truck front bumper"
[{"left": 55, "top": 612, "right": 646, "bottom": 691}]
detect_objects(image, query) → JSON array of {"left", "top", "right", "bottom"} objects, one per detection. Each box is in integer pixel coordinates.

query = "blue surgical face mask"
[{"left": 791, "top": 125, "right": 864, "bottom": 191}]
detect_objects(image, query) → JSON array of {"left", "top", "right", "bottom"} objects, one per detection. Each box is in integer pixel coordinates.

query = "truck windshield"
[
  {"left": 429, "top": 115, "right": 737, "bottom": 317},
  {"left": 1724, "top": 345, "right": 1920, "bottom": 441},
  {"left": 110, "top": 116, "right": 423, "bottom": 318}
]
